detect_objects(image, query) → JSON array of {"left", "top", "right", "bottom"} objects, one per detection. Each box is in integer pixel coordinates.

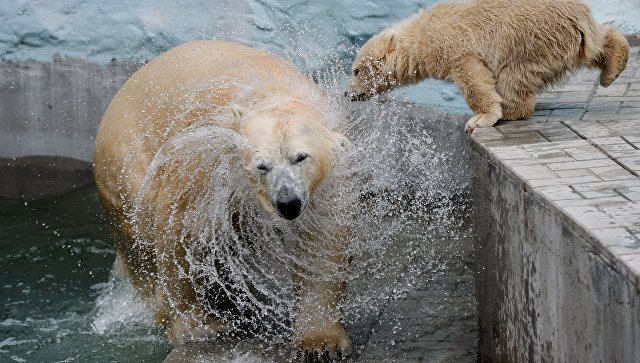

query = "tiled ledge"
[
  {"left": 474, "top": 120, "right": 640, "bottom": 283},
  {"left": 471, "top": 45, "right": 640, "bottom": 362},
  {"left": 473, "top": 46, "right": 640, "bottom": 284}
]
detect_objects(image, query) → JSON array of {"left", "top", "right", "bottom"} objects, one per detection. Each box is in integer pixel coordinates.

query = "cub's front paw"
[
  {"left": 293, "top": 321, "right": 352, "bottom": 362},
  {"left": 464, "top": 113, "right": 500, "bottom": 134}
]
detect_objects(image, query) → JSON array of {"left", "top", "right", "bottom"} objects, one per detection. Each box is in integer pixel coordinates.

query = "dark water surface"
[
  {"left": 0, "top": 185, "right": 172, "bottom": 363},
  {"left": 0, "top": 182, "right": 476, "bottom": 363}
]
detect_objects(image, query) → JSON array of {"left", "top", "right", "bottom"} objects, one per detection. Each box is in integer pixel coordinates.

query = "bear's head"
[
  {"left": 232, "top": 100, "right": 349, "bottom": 220},
  {"left": 347, "top": 29, "right": 399, "bottom": 101}
]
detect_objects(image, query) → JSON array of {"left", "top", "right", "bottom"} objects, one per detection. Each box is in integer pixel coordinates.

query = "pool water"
[
  {"left": 0, "top": 97, "right": 479, "bottom": 363},
  {"left": 0, "top": 185, "right": 172, "bottom": 363}
]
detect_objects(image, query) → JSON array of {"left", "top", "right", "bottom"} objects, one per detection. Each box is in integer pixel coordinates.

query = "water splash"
[{"left": 92, "top": 15, "right": 471, "bottom": 351}]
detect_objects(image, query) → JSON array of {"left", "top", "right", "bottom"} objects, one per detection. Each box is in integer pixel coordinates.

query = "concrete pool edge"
[{"left": 470, "top": 45, "right": 640, "bottom": 362}]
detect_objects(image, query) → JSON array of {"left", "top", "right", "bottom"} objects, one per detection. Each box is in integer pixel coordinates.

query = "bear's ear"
[
  {"left": 385, "top": 30, "right": 397, "bottom": 54},
  {"left": 330, "top": 131, "right": 352, "bottom": 156},
  {"left": 230, "top": 103, "right": 244, "bottom": 119}
]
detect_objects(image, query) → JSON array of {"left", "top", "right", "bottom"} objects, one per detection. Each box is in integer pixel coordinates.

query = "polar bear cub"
[
  {"left": 347, "top": 0, "right": 629, "bottom": 133},
  {"left": 94, "top": 40, "right": 352, "bottom": 359}
]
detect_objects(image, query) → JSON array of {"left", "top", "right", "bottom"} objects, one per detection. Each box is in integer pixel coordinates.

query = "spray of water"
[{"left": 92, "top": 9, "right": 470, "bottom": 352}]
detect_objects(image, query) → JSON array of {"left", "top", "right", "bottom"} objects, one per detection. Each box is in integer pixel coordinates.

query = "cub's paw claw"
[{"left": 464, "top": 113, "right": 500, "bottom": 134}]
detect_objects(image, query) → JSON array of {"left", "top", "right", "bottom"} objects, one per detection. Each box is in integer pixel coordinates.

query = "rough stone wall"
[{"left": 472, "top": 142, "right": 640, "bottom": 362}]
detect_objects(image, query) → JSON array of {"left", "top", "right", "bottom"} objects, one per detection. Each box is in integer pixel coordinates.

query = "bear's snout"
[{"left": 274, "top": 186, "right": 303, "bottom": 220}]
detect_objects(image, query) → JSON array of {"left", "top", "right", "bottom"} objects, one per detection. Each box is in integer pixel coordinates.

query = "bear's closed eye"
[
  {"left": 257, "top": 163, "right": 271, "bottom": 172},
  {"left": 293, "top": 153, "right": 309, "bottom": 164}
]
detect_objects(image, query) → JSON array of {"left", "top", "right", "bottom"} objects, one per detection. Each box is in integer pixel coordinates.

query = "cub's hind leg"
[
  {"left": 501, "top": 91, "right": 536, "bottom": 121},
  {"left": 495, "top": 67, "right": 539, "bottom": 121}
]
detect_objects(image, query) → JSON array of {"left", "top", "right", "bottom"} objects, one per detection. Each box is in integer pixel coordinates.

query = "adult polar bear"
[
  {"left": 347, "top": 0, "right": 629, "bottom": 133},
  {"left": 94, "top": 40, "right": 352, "bottom": 358}
]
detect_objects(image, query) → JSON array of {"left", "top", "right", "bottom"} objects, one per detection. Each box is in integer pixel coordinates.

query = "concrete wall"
[
  {"left": 0, "top": 57, "right": 136, "bottom": 161},
  {"left": 0, "top": 58, "right": 136, "bottom": 199},
  {"left": 472, "top": 142, "right": 640, "bottom": 362}
]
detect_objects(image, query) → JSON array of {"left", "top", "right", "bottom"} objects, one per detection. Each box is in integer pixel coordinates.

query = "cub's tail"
[{"left": 595, "top": 24, "right": 630, "bottom": 87}]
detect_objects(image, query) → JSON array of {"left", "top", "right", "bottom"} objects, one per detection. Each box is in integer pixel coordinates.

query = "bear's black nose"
[{"left": 274, "top": 187, "right": 303, "bottom": 220}]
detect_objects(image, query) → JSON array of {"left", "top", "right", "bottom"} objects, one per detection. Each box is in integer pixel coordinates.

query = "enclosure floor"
[{"left": 471, "top": 45, "right": 640, "bottom": 286}]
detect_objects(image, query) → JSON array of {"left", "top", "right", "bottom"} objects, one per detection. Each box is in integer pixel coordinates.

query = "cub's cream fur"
[{"left": 347, "top": 0, "right": 629, "bottom": 132}]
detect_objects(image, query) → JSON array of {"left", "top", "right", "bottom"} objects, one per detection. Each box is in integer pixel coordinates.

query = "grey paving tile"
[
  {"left": 471, "top": 127, "right": 506, "bottom": 142},
  {"left": 623, "top": 186, "right": 640, "bottom": 201},
  {"left": 527, "top": 175, "right": 601, "bottom": 188},
  {"left": 591, "top": 136, "right": 629, "bottom": 145},
  {"left": 589, "top": 165, "right": 636, "bottom": 181},
  {"left": 625, "top": 136, "right": 640, "bottom": 144},
  {"left": 539, "top": 130, "right": 582, "bottom": 142},
  {"left": 507, "top": 156, "right": 575, "bottom": 166},
  {"left": 547, "top": 109, "right": 583, "bottom": 122},
  {"left": 628, "top": 83, "right": 640, "bottom": 97},
  {"left": 599, "top": 202, "right": 640, "bottom": 226},
  {"left": 521, "top": 139, "right": 585, "bottom": 151},
  {"left": 495, "top": 121, "right": 550, "bottom": 133},
  {"left": 564, "top": 121, "right": 614, "bottom": 138},
  {"left": 562, "top": 143, "right": 608, "bottom": 161},
  {"left": 616, "top": 108, "right": 640, "bottom": 120},
  {"left": 589, "top": 137, "right": 640, "bottom": 158},
  {"left": 586, "top": 100, "right": 622, "bottom": 112},
  {"left": 553, "top": 196, "right": 628, "bottom": 208},
  {"left": 548, "top": 102, "right": 588, "bottom": 110},
  {"left": 609, "top": 246, "right": 640, "bottom": 256},
  {"left": 546, "top": 159, "right": 617, "bottom": 171},
  {"left": 489, "top": 145, "right": 531, "bottom": 160},
  {"left": 618, "top": 156, "right": 640, "bottom": 173},
  {"left": 570, "top": 178, "right": 640, "bottom": 192},
  {"left": 537, "top": 92, "right": 558, "bottom": 101},
  {"left": 576, "top": 187, "right": 621, "bottom": 199},
  {"left": 554, "top": 168, "right": 595, "bottom": 178},
  {"left": 599, "top": 119, "right": 640, "bottom": 131},
  {"left": 621, "top": 100, "right": 640, "bottom": 108},
  {"left": 620, "top": 254, "right": 640, "bottom": 276},
  {"left": 594, "top": 84, "right": 629, "bottom": 97},
  {"left": 590, "top": 96, "right": 638, "bottom": 103},
  {"left": 502, "top": 132, "right": 549, "bottom": 144},
  {"left": 557, "top": 92, "right": 591, "bottom": 103},
  {"left": 563, "top": 204, "right": 620, "bottom": 229},
  {"left": 590, "top": 227, "right": 639, "bottom": 247},
  {"left": 511, "top": 164, "right": 558, "bottom": 179},
  {"left": 525, "top": 115, "right": 550, "bottom": 122},
  {"left": 536, "top": 185, "right": 583, "bottom": 201},
  {"left": 530, "top": 110, "right": 550, "bottom": 117},
  {"left": 534, "top": 102, "right": 556, "bottom": 110},
  {"left": 581, "top": 112, "right": 630, "bottom": 122}
]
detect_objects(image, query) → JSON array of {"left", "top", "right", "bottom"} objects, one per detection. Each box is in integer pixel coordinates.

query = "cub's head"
[
  {"left": 347, "top": 30, "right": 398, "bottom": 101},
  {"left": 233, "top": 101, "right": 349, "bottom": 220}
]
